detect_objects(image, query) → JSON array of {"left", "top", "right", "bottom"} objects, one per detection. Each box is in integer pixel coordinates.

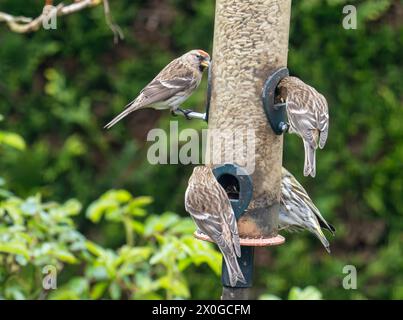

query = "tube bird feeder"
[{"left": 196, "top": 0, "right": 292, "bottom": 300}]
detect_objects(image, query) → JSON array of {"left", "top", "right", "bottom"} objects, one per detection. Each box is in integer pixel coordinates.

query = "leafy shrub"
[
  {"left": 259, "top": 286, "right": 322, "bottom": 300},
  {"left": 0, "top": 187, "right": 221, "bottom": 299}
]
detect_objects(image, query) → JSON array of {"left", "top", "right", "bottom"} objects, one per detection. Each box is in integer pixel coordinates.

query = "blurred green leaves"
[
  {"left": 259, "top": 286, "right": 323, "bottom": 300},
  {"left": 0, "top": 131, "right": 26, "bottom": 151},
  {"left": 0, "top": 194, "right": 85, "bottom": 299},
  {"left": 86, "top": 190, "right": 151, "bottom": 223},
  {"left": 0, "top": 114, "right": 26, "bottom": 151},
  {"left": 0, "top": 185, "right": 221, "bottom": 300},
  {"left": 84, "top": 189, "right": 221, "bottom": 299}
]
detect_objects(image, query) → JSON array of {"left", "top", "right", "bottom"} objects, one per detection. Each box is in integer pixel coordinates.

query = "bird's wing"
[
  {"left": 290, "top": 174, "right": 334, "bottom": 234},
  {"left": 133, "top": 60, "right": 197, "bottom": 108},
  {"left": 185, "top": 179, "right": 241, "bottom": 258},
  {"left": 284, "top": 77, "right": 329, "bottom": 149},
  {"left": 279, "top": 169, "right": 305, "bottom": 231},
  {"left": 281, "top": 168, "right": 335, "bottom": 235},
  {"left": 280, "top": 168, "right": 333, "bottom": 252},
  {"left": 216, "top": 184, "right": 241, "bottom": 257},
  {"left": 316, "top": 93, "right": 329, "bottom": 149},
  {"left": 286, "top": 100, "right": 317, "bottom": 146},
  {"left": 136, "top": 77, "right": 194, "bottom": 106}
]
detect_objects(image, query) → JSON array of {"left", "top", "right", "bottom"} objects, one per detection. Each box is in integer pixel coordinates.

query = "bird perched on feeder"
[
  {"left": 279, "top": 167, "right": 335, "bottom": 253},
  {"left": 185, "top": 166, "right": 245, "bottom": 287},
  {"left": 277, "top": 77, "right": 329, "bottom": 177},
  {"left": 104, "top": 49, "right": 211, "bottom": 129}
]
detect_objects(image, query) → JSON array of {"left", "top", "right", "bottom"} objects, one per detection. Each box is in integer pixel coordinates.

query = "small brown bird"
[
  {"left": 279, "top": 167, "right": 335, "bottom": 253},
  {"left": 185, "top": 166, "right": 245, "bottom": 287},
  {"left": 278, "top": 77, "right": 329, "bottom": 177},
  {"left": 104, "top": 49, "right": 210, "bottom": 129}
]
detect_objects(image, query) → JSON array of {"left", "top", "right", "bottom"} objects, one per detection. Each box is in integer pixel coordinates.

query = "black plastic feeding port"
[
  {"left": 262, "top": 67, "right": 290, "bottom": 135},
  {"left": 212, "top": 164, "right": 253, "bottom": 220},
  {"left": 217, "top": 174, "right": 240, "bottom": 200}
]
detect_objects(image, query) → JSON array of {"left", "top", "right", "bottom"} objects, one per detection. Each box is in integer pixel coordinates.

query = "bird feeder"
[
  {"left": 194, "top": 163, "right": 284, "bottom": 290},
  {"left": 193, "top": 0, "right": 292, "bottom": 300}
]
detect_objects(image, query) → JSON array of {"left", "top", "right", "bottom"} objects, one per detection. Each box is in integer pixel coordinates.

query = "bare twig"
[
  {"left": 0, "top": 0, "right": 124, "bottom": 42},
  {"left": 0, "top": 12, "right": 32, "bottom": 24},
  {"left": 102, "top": 0, "right": 124, "bottom": 44}
]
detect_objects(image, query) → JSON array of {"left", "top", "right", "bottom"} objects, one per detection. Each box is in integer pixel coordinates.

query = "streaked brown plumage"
[
  {"left": 104, "top": 49, "right": 210, "bottom": 129},
  {"left": 280, "top": 167, "right": 335, "bottom": 252},
  {"left": 278, "top": 77, "right": 329, "bottom": 177},
  {"left": 185, "top": 166, "right": 245, "bottom": 287}
]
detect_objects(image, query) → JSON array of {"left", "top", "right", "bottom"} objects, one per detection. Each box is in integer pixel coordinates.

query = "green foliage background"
[{"left": 0, "top": 0, "right": 402, "bottom": 299}]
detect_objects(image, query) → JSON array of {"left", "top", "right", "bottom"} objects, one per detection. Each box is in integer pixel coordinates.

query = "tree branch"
[{"left": 0, "top": 0, "right": 124, "bottom": 42}]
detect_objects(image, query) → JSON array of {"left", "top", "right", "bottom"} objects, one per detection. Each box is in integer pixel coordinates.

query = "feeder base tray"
[{"left": 194, "top": 230, "right": 285, "bottom": 247}]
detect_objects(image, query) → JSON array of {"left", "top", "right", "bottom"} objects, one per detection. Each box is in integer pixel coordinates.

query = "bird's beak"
[{"left": 201, "top": 60, "right": 210, "bottom": 68}]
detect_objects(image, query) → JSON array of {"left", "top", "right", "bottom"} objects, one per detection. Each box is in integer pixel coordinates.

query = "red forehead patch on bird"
[{"left": 197, "top": 50, "right": 210, "bottom": 58}]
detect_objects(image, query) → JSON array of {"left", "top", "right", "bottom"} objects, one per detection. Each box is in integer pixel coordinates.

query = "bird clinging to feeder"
[
  {"left": 279, "top": 167, "right": 335, "bottom": 252},
  {"left": 277, "top": 76, "right": 329, "bottom": 177},
  {"left": 184, "top": 166, "right": 246, "bottom": 287},
  {"left": 104, "top": 49, "right": 210, "bottom": 129}
]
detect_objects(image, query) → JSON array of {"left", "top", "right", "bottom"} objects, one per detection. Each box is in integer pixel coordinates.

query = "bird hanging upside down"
[
  {"left": 278, "top": 77, "right": 329, "bottom": 178},
  {"left": 280, "top": 167, "right": 335, "bottom": 253},
  {"left": 104, "top": 49, "right": 210, "bottom": 129},
  {"left": 184, "top": 166, "right": 245, "bottom": 287}
]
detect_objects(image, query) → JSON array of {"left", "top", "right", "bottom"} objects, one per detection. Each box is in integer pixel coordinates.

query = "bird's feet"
[{"left": 176, "top": 108, "right": 194, "bottom": 120}]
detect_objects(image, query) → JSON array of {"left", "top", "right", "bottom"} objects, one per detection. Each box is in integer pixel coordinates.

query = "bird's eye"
[{"left": 196, "top": 54, "right": 202, "bottom": 59}]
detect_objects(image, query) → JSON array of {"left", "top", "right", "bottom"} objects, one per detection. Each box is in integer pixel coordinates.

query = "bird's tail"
[
  {"left": 222, "top": 252, "right": 246, "bottom": 287},
  {"left": 220, "top": 249, "right": 246, "bottom": 287},
  {"left": 312, "top": 225, "right": 331, "bottom": 253},
  {"left": 303, "top": 140, "right": 316, "bottom": 178},
  {"left": 104, "top": 102, "right": 142, "bottom": 129},
  {"left": 319, "top": 220, "right": 336, "bottom": 235}
]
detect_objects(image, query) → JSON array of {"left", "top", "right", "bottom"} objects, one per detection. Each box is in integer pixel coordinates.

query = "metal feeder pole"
[{"left": 206, "top": 0, "right": 292, "bottom": 300}]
